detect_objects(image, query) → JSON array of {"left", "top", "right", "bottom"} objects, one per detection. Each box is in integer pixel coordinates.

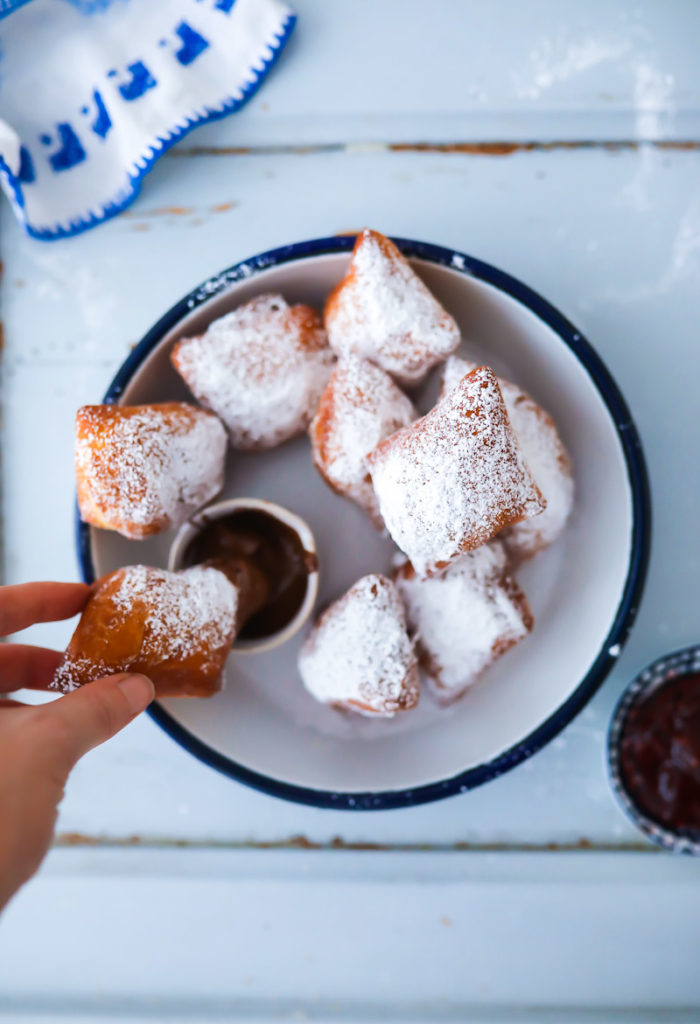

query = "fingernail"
[{"left": 117, "top": 673, "right": 155, "bottom": 715}]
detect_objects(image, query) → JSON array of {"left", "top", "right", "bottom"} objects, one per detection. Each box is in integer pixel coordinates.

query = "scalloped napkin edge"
[{"left": 0, "top": 0, "right": 295, "bottom": 240}]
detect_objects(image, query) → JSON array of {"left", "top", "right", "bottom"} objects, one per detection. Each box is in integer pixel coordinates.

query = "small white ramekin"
[{"left": 169, "top": 497, "right": 319, "bottom": 655}]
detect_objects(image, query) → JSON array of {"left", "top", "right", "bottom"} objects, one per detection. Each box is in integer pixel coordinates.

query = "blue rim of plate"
[
  {"left": 607, "top": 644, "right": 700, "bottom": 854},
  {"left": 76, "top": 234, "right": 652, "bottom": 811}
]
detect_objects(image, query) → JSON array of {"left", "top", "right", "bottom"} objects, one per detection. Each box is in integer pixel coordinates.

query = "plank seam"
[
  {"left": 167, "top": 139, "right": 700, "bottom": 157},
  {"left": 54, "top": 834, "right": 654, "bottom": 853}
]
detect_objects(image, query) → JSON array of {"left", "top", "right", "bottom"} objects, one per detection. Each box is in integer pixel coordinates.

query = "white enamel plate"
[{"left": 77, "top": 236, "right": 650, "bottom": 809}]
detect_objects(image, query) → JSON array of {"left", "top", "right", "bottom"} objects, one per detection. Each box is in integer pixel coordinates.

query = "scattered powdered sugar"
[
  {"left": 325, "top": 229, "right": 461, "bottom": 385},
  {"left": 310, "top": 354, "right": 416, "bottom": 523},
  {"left": 512, "top": 35, "right": 629, "bottom": 101},
  {"left": 111, "top": 565, "right": 237, "bottom": 660},
  {"left": 75, "top": 403, "right": 227, "bottom": 540},
  {"left": 442, "top": 356, "right": 573, "bottom": 560},
  {"left": 298, "top": 574, "right": 418, "bottom": 717},
  {"left": 395, "top": 541, "right": 533, "bottom": 701},
  {"left": 368, "top": 366, "right": 545, "bottom": 576},
  {"left": 52, "top": 565, "right": 238, "bottom": 692},
  {"left": 172, "top": 294, "right": 335, "bottom": 450}
]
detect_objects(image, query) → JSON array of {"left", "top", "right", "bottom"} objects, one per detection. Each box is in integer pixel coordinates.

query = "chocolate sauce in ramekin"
[{"left": 183, "top": 509, "right": 316, "bottom": 640}]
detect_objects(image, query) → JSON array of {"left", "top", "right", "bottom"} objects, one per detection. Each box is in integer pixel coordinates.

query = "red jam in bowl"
[{"left": 619, "top": 672, "right": 700, "bottom": 838}]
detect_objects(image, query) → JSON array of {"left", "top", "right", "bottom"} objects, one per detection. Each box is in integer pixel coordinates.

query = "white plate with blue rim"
[{"left": 76, "top": 235, "right": 651, "bottom": 810}]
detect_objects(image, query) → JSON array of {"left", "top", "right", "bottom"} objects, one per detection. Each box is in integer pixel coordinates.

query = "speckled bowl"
[
  {"left": 608, "top": 644, "right": 700, "bottom": 855},
  {"left": 76, "top": 235, "right": 651, "bottom": 810}
]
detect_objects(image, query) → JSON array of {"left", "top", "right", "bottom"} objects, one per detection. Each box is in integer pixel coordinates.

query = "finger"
[
  {"left": 0, "top": 582, "right": 90, "bottom": 638},
  {"left": 0, "top": 645, "right": 63, "bottom": 690},
  {"left": 34, "top": 673, "right": 155, "bottom": 772}
]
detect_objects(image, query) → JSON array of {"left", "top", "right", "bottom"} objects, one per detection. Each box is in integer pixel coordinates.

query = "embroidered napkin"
[{"left": 0, "top": 0, "right": 295, "bottom": 239}]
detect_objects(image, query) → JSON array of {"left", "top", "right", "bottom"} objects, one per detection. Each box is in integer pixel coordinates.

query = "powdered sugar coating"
[
  {"left": 172, "top": 294, "right": 335, "bottom": 450},
  {"left": 324, "top": 229, "right": 461, "bottom": 386},
  {"left": 110, "top": 565, "right": 237, "bottom": 659},
  {"left": 440, "top": 355, "right": 479, "bottom": 397},
  {"left": 75, "top": 402, "right": 227, "bottom": 540},
  {"left": 368, "top": 366, "right": 545, "bottom": 576},
  {"left": 442, "top": 356, "right": 574, "bottom": 560},
  {"left": 52, "top": 565, "right": 238, "bottom": 696},
  {"left": 310, "top": 355, "right": 416, "bottom": 524},
  {"left": 395, "top": 542, "right": 533, "bottom": 703},
  {"left": 298, "top": 574, "right": 419, "bottom": 717}
]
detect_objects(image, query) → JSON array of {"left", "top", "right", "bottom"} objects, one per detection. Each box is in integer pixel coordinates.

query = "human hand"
[{"left": 0, "top": 582, "right": 154, "bottom": 911}]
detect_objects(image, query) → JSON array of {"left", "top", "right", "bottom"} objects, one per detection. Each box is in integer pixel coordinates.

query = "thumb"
[{"left": 40, "top": 673, "right": 155, "bottom": 772}]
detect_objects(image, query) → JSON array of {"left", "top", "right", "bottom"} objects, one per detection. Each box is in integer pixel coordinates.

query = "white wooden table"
[{"left": 2, "top": 2, "right": 699, "bottom": 1019}]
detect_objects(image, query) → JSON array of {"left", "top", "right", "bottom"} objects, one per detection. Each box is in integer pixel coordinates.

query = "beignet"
[
  {"left": 298, "top": 574, "right": 419, "bottom": 717},
  {"left": 171, "top": 294, "right": 335, "bottom": 450},
  {"left": 52, "top": 565, "right": 238, "bottom": 698},
  {"left": 310, "top": 355, "right": 416, "bottom": 525},
  {"left": 324, "top": 229, "right": 460, "bottom": 386},
  {"left": 395, "top": 541, "right": 533, "bottom": 704},
  {"left": 368, "top": 366, "right": 545, "bottom": 576},
  {"left": 442, "top": 356, "right": 573, "bottom": 561},
  {"left": 76, "top": 402, "right": 227, "bottom": 540}
]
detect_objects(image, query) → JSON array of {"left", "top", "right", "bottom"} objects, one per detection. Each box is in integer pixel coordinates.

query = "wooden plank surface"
[
  {"left": 2, "top": 143, "right": 699, "bottom": 846},
  {"left": 182, "top": 0, "right": 700, "bottom": 145},
  {"left": 1, "top": 3, "right": 700, "bottom": 1014},
  {"left": 1, "top": 847, "right": 699, "bottom": 1017}
]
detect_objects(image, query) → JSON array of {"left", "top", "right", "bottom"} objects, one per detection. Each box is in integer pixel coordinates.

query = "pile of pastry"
[{"left": 55, "top": 229, "right": 573, "bottom": 718}]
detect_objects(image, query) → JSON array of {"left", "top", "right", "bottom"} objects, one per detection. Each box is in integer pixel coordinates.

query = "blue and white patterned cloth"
[{"left": 0, "top": 0, "right": 295, "bottom": 239}]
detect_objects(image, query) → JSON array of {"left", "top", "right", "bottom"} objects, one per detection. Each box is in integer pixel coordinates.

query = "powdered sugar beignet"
[
  {"left": 310, "top": 355, "right": 416, "bottom": 525},
  {"left": 52, "top": 565, "right": 238, "bottom": 698},
  {"left": 172, "top": 294, "right": 335, "bottom": 450},
  {"left": 75, "top": 402, "right": 227, "bottom": 540},
  {"left": 442, "top": 356, "right": 574, "bottom": 561},
  {"left": 324, "top": 229, "right": 460, "bottom": 386},
  {"left": 298, "top": 574, "right": 419, "bottom": 717},
  {"left": 368, "top": 366, "right": 545, "bottom": 577},
  {"left": 395, "top": 542, "right": 533, "bottom": 704}
]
